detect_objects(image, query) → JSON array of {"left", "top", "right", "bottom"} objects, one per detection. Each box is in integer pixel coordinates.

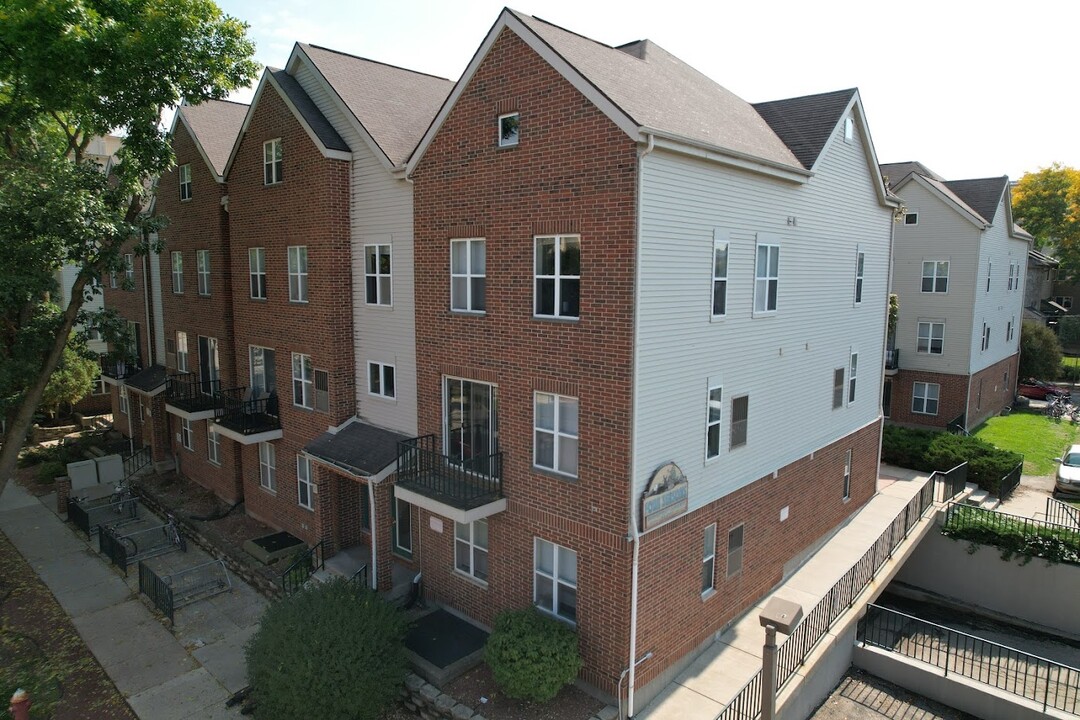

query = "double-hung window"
[
  {"left": 534, "top": 392, "right": 579, "bottom": 477},
  {"left": 365, "top": 244, "right": 391, "bottom": 305},
  {"left": 455, "top": 519, "right": 489, "bottom": 582},
  {"left": 754, "top": 242, "right": 779, "bottom": 313},
  {"left": 854, "top": 250, "right": 865, "bottom": 304},
  {"left": 179, "top": 163, "right": 192, "bottom": 201},
  {"left": 207, "top": 426, "right": 220, "bottom": 465},
  {"left": 848, "top": 353, "right": 858, "bottom": 403},
  {"left": 712, "top": 232, "right": 728, "bottom": 318},
  {"left": 263, "top": 139, "right": 282, "bottom": 185},
  {"left": 288, "top": 246, "right": 308, "bottom": 302},
  {"left": 314, "top": 369, "right": 329, "bottom": 412},
  {"left": 702, "top": 524, "right": 716, "bottom": 595},
  {"left": 981, "top": 323, "right": 991, "bottom": 352},
  {"left": 921, "top": 261, "right": 949, "bottom": 293},
  {"left": 259, "top": 442, "right": 276, "bottom": 491},
  {"left": 450, "top": 238, "right": 485, "bottom": 312},
  {"left": 1007, "top": 318, "right": 1015, "bottom": 343},
  {"left": 368, "top": 362, "right": 396, "bottom": 399},
  {"left": 917, "top": 321, "right": 944, "bottom": 355},
  {"left": 119, "top": 385, "right": 129, "bottom": 415},
  {"left": 832, "top": 368, "right": 845, "bottom": 409},
  {"left": 912, "top": 382, "right": 940, "bottom": 415},
  {"left": 197, "top": 249, "right": 210, "bottom": 296},
  {"left": 843, "top": 450, "right": 852, "bottom": 501},
  {"left": 534, "top": 538, "right": 576, "bottom": 623},
  {"left": 706, "top": 386, "right": 722, "bottom": 458},
  {"left": 986, "top": 260, "right": 992, "bottom": 292},
  {"left": 297, "top": 455, "right": 313, "bottom": 510},
  {"left": 730, "top": 395, "right": 749, "bottom": 448},
  {"left": 292, "top": 353, "right": 314, "bottom": 409},
  {"left": 180, "top": 418, "right": 193, "bottom": 451},
  {"left": 176, "top": 331, "right": 189, "bottom": 372},
  {"left": 727, "top": 525, "right": 744, "bottom": 577},
  {"left": 125, "top": 253, "right": 135, "bottom": 284},
  {"left": 171, "top": 252, "right": 183, "bottom": 293},
  {"left": 249, "top": 247, "right": 266, "bottom": 299},
  {"left": 535, "top": 235, "right": 580, "bottom": 319}
]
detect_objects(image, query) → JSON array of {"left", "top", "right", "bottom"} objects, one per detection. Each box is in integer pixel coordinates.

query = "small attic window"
[
  {"left": 499, "top": 112, "right": 519, "bottom": 147},
  {"left": 905, "top": 212, "right": 919, "bottom": 225},
  {"left": 843, "top": 117, "right": 854, "bottom": 143}
]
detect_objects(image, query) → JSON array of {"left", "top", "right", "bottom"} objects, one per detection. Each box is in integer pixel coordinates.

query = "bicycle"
[{"left": 162, "top": 514, "right": 187, "bottom": 552}]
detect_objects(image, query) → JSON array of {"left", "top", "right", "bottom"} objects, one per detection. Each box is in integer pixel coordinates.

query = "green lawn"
[{"left": 973, "top": 410, "right": 1080, "bottom": 476}]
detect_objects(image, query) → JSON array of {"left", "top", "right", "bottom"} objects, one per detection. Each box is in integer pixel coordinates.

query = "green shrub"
[
  {"left": 1061, "top": 363, "right": 1080, "bottom": 383},
  {"left": 36, "top": 459, "right": 66, "bottom": 484},
  {"left": 942, "top": 505, "right": 1080, "bottom": 565},
  {"left": 18, "top": 446, "right": 54, "bottom": 467},
  {"left": 485, "top": 608, "right": 581, "bottom": 702},
  {"left": 880, "top": 426, "right": 936, "bottom": 470},
  {"left": 245, "top": 578, "right": 409, "bottom": 720},
  {"left": 882, "top": 426, "right": 1021, "bottom": 495}
]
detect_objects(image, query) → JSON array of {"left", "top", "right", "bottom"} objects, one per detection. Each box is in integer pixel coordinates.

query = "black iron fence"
[
  {"left": 281, "top": 540, "right": 325, "bottom": 595},
  {"left": 717, "top": 475, "right": 936, "bottom": 720},
  {"left": 139, "top": 561, "right": 175, "bottom": 623},
  {"left": 66, "top": 494, "right": 139, "bottom": 539},
  {"left": 998, "top": 459, "right": 1024, "bottom": 501},
  {"left": 859, "top": 603, "right": 1080, "bottom": 714},
  {"left": 165, "top": 373, "right": 224, "bottom": 413},
  {"left": 942, "top": 503, "right": 1080, "bottom": 560},
  {"left": 397, "top": 434, "right": 503, "bottom": 510},
  {"left": 946, "top": 412, "right": 967, "bottom": 435},
  {"left": 935, "top": 462, "right": 968, "bottom": 503},
  {"left": 350, "top": 564, "right": 369, "bottom": 589},
  {"left": 884, "top": 349, "right": 900, "bottom": 371},
  {"left": 216, "top": 388, "right": 281, "bottom": 435},
  {"left": 99, "top": 520, "right": 187, "bottom": 575},
  {"left": 122, "top": 446, "right": 152, "bottom": 479},
  {"left": 100, "top": 355, "right": 141, "bottom": 380},
  {"left": 1046, "top": 497, "right": 1080, "bottom": 530}
]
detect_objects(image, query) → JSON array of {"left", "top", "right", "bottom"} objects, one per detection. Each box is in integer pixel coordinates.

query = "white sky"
[{"left": 215, "top": 0, "right": 1077, "bottom": 181}]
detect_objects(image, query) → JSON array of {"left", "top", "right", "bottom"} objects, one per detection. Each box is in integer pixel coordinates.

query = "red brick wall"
[
  {"left": 967, "top": 353, "right": 1020, "bottom": 429},
  {"left": 225, "top": 80, "right": 354, "bottom": 543},
  {"left": 410, "top": 28, "right": 640, "bottom": 695},
  {"left": 886, "top": 368, "right": 970, "bottom": 428},
  {"left": 101, "top": 236, "right": 152, "bottom": 367}
]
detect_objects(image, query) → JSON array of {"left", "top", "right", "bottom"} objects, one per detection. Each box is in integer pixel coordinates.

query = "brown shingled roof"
[
  {"left": 299, "top": 43, "right": 453, "bottom": 166},
  {"left": 178, "top": 99, "right": 248, "bottom": 177}
]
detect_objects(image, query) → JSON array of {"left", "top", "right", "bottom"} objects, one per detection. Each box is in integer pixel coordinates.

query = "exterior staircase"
[{"left": 962, "top": 482, "right": 1001, "bottom": 511}]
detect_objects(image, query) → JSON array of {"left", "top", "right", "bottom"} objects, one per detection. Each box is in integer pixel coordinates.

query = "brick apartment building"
[
  {"left": 401, "top": 10, "right": 898, "bottom": 710},
  {"left": 879, "top": 162, "right": 1031, "bottom": 431},
  {"left": 101, "top": 9, "right": 905, "bottom": 711}
]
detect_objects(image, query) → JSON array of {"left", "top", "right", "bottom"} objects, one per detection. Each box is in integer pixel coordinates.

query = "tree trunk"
[{"left": 0, "top": 274, "right": 89, "bottom": 494}]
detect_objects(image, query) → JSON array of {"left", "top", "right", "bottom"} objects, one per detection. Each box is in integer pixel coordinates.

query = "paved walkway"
[
  {"left": 639, "top": 465, "right": 935, "bottom": 720},
  {"left": 0, "top": 480, "right": 265, "bottom": 719}
]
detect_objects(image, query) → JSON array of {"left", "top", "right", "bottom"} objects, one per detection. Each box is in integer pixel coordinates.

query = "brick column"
[
  {"left": 373, "top": 480, "right": 395, "bottom": 592},
  {"left": 313, "top": 465, "right": 338, "bottom": 556},
  {"left": 149, "top": 393, "right": 171, "bottom": 463},
  {"left": 56, "top": 477, "right": 72, "bottom": 514}
]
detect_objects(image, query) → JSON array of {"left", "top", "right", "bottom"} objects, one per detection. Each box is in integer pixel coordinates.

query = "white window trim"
[
  {"left": 912, "top": 382, "right": 940, "bottom": 416},
  {"left": 848, "top": 352, "right": 858, "bottom": 404},
  {"left": 249, "top": 247, "right": 266, "bottom": 300},
  {"left": 533, "top": 235, "right": 581, "bottom": 320},
  {"left": 176, "top": 331, "right": 189, "bottom": 373},
  {"left": 125, "top": 253, "right": 135, "bottom": 283},
  {"left": 119, "top": 385, "right": 129, "bottom": 415},
  {"left": 454, "top": 519, "right": 489, "bottom": 584},
  {"left": 179, "top": 163, "right": 192, "bottom": 201},
  {"left": 364, "top": 243, "right": 392, "bottom": 306},
  {"left": 297, "top": 455, "right": 313, "bottom": 510},
  {"left": 753, "top": 240, "right": 780, "bottom": 315},
  {"left": 171, "top": 251, "right": 183, "bottom": 294},
  {"left": 832, "top": 367, "right": 845, "bottom": 410},
  {"left": 207, "top": 425, "right": 220, "bottom": 465},
  {"left": 843, "top": 449, "right": 852, "bottom": 501},
  {"left": 702, "top": 523, "right": 716, "bottom": 597},
  {"left": 292, "top": 353, "right": 314, "bottom": 409},
  {"left": 854, "top": 248, "right": 865, "bottom": 306},
  {"left": 450, "top": 238, "right": 486, "bottom": 313},
  {"left": 904, "top": 212, "right": 919, "bottom": 226},
  {"left": 916, "top": 321, "right": 945, "bottom": 355},
  {"left": 367, "top": 361, "right": 396, "bottom": 399},
  {"left": 711, "top": 229, "right": 729, "bottom": 320},
  {"left": 730, "top": 395, "right": 749, "bottom": 448},
  {"left": 263, "top": 138, "right": 282, "bottom": 185},
  {"left": 197, "top": 249, "right": 210, "bottom": 296},
  {"left": 288, "top": 245, "right": 308, "bottom": 303},
  {"left": 259, "top": 442, "right": 276, "bottom": 492},
  {"left": 986, "top": 260, "right": 992, "bottom": 293},
  {"left": 705, "top": 384, "right": 723, "bottom": 460},
  {"left": 534, "top": 537, "right": 577, "bottom": 624},
  {"left": 843, "top": 116, "right": 854, "bottom": 143},
  {"left": 921, "top": 260, "right": 949, "bottom": 294},
  {"left": 180, "top": 418, "right": 194, "bottom": 451},
  {"left": 498, "top": 112, "right": 520, "bottom": 148},
  {"left": 533, "top": 392, "right": 579, "bottom": 478}
]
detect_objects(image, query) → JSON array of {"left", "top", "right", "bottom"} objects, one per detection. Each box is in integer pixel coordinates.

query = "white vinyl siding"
[{"left": 753, "top": 242, "right": 779, "bottom": 313}]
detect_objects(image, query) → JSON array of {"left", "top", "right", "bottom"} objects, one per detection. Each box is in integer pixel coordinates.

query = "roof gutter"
[{"left": 641, "top": 127, "right": 811, "bottom": 183}]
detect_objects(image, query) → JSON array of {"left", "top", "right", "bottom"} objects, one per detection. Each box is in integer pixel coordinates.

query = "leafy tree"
[
  {"left": 245, "top": 578, "right": 410, "bottom": 720},
  {"left": 1019, "top": 320, "right": 1062, "bottom": 380},
  {"left": 1012, "top": 164, "right": 1080, "bottom": 278},
  {"left": 39, "top": 337, "right": 100, "bottom": 419},
  {"left": 0, "top": 0, "right": 257, "bottom": 492},
  {"left": 1059, "top": 316, "right": 1080, "bottom": 353}
]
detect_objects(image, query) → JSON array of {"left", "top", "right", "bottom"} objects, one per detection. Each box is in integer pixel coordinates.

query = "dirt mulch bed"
[
  {"left": 0, "top": 528, "right": 137, "bottom": 720},
  {"left": 446, "top": 663, "right": 604, "bottom": 720}
]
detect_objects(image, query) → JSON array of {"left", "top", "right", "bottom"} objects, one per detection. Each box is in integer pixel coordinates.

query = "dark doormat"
[{"left": 404, "top": 608, "right": 488, "bottom": 684}]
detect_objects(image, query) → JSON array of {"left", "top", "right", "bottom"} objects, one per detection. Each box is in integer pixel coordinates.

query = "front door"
[{"left": 392, "top": 492, "right": 412, "bottom": 558}]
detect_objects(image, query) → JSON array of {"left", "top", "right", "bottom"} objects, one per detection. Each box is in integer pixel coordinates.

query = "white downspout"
[
  {"left": 627, "top": 133, "right": 654, "bottom": 719},
  {"left": 368, "top": 480, "right": 378, "bottom": 591}
]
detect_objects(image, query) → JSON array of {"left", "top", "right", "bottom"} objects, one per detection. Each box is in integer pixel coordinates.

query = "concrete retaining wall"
[
  {"left": 399, "top": 672, "right": 617, "bottom": 720},
  {"left": 893, "top": 527, "right": 1080, "bottom": 637}
]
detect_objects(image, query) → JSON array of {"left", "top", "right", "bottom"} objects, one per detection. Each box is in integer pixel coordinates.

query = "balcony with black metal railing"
[
  {"left": 100, "top": 353, "right": 142, "bottom": 383},
  {"left": 396, "top": 434, "right": 506, "bottom": 521},
  {"left": 164, "top": 373, "right": 226, "bottom": 419},
  {"left": 212, "top": 387, "right": 282, "bottom": 444},
  {"left": 884, "top": 348, "right": 900, "bottom": 375}
]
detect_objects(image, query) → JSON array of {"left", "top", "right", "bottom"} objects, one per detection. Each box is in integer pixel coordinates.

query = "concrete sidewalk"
[
  {"left": 638, "top": 465, "right": 935, "bottom": 720},
  {"left": 0, "top": 479, "right": 265, "bottom": 719}
]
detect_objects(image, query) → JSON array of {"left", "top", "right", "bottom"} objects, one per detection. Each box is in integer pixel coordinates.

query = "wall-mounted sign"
[{"left": 641, "top": 462, "right": 688, "bottom": 531}]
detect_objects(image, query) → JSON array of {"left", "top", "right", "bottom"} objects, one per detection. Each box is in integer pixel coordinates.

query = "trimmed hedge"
[
  {"left": 485, "top": 608, "right": 581, "bottom": 702},
  {"left": 882, "top": 425, "right": 1021, "bottom": 495},
  {"left": 942, "top": 505, "right": 1080, "bottom": 565}
]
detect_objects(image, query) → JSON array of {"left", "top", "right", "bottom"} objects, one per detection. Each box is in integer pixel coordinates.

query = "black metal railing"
[
  {"left": 718, "top": 474, "right": 936, "bottom": 720},
  {"left": 397, "top": 435, "right": 503, "bottom": 510},
  {"left": 350, "top": 564, "right": 369, "bottom": 589},
  {"left": 66, "top": 494, "right": 139, "bottom": 539},
  {"left": 859, "top": 604, "right": 1080, "bottom": 714},
  {"left": 139, "top": 561, "right": 175, "bottom": 623},
  {"left": 215, "top": 387, "right": 281, "bottom": 435},
  {"left": 100, "top": 354, "right": 142, "bottom": 380},
  {"left": 281, "top": 540, "right": 325, "bottom": 595},
  {"left": 942, "top": 503, "right": 1080, "bottom": 565},
  {"left": 165, "top": 373, "right": 225, "bottom": 413},
  {"left": 936, "top": 462, "right": 968, "bottom": 503},
  {"left": 122, "top": 446, "right": 152, "bottom": 479},
  {"left": 998, "top": 459, "right": 1024, "bottom": 501},
  {"left": 1046, "top": 497, "right": 1080, "bottom": 530},
  {"left": 946, "top": 412, "right": 967, "bottom": 435},
  {"left": 884, "top": 349, "right": 900, "bottom": 371}
]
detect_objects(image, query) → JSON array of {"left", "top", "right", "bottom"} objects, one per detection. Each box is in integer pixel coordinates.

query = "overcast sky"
[{"left": 214, "top": 0, "right": 1076, "bottom": 181}]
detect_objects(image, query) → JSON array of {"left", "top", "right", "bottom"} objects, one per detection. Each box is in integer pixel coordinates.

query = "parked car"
[
  {"left": 1055, "top": 444, "right": 1080, "bottom": 497},
  {"left": 1018, "top": 379, "right": 1068, "bottom": 400}
]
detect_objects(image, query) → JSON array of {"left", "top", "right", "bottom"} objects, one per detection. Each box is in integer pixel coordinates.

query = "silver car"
[{"left": 1055, "top": 444, "right": 1080, "bottom": 497}]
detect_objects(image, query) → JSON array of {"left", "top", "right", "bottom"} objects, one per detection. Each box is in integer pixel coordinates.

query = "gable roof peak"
[
  {"left": 299, "top": 42, "right": 452, "bottom": 83},
  {"left": 176, "top": 98, "right": 248, "bottom": 177},
  {"left": 751, "top": 88, "right": 857, "bottom": 170}
]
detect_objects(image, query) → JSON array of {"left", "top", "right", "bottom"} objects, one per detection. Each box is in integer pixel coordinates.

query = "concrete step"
[
  {"left": 965, "top": 488, "right": 990, "bottom": 507},
  {"left": 980, "top": 495, "right": 1001, "bottom": 511}
]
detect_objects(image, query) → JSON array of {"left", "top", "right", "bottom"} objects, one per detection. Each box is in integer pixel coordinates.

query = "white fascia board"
[
  {"left": 392, "top": 485, "right": 507, "bottom": 524},
  {"left": 406, "top": 9, "right": 638, "bottom": 176},
  {"left": 287, "top": 47, "right": 398, "bottom": 173},
  {"left": 175, "top": 109, "right": 225, "bottom": 184},
  {"left": 896, "top": 174, "right": 988, "bottom": 230},
  {"left": 265, "top": 72, "right": 351, "bottom": 162},
  {"left": 645, "top": 129, "right": 810, "bottom": 184}
]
